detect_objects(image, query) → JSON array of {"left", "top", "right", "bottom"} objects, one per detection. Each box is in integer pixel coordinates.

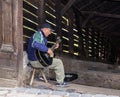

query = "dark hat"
[{"left": 40, "top": 23, "right": 54, "bottom": 32}]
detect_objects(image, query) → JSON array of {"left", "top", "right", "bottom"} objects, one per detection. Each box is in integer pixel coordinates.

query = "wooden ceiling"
[{"left": 62, "top": 0, "right": 120, "bottom": 50}]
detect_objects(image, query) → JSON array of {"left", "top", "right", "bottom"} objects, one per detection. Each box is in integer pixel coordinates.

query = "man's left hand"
[{"left": 55, "top": 43, "right": 59, "bottom": 49}]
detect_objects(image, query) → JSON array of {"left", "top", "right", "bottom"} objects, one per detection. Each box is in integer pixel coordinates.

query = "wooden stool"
[{"left": 29, "top": 67, "right": 48, "bottom": 86}]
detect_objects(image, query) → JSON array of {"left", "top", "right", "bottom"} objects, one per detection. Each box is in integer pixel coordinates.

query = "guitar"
[{"left": 35, "top": 37, "right": 62, "bottom": 67}]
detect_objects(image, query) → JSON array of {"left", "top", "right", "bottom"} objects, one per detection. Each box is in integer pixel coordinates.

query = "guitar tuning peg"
[{"left": 57, "top": 36, "right": 60, "bottom": 39}]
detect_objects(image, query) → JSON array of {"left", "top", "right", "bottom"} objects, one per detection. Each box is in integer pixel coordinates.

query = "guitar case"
[
  {"left": 64, "top": 73, "right": 78, "bottom": 82},
  {"left": 49, "top": 73, "right": 78, "bottom": 82}
]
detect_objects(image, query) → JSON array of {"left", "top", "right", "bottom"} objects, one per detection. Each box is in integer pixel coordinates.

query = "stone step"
[{"left": 0, "top": 87, "right": 119, "bottom": 97}]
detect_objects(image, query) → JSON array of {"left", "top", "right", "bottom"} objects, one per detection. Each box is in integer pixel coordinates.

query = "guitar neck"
[
  {"left": 51, "top": 37, "right": 61, "bottom": 51},
  {"left": 51, "top": 43, "right": 57, "bottom": 51}
]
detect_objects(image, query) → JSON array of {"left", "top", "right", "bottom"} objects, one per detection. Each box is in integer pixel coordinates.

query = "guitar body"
[
  {"left": 36, "top": 50, "right": 53, "bottom": 67},
  {"left": 36, "top": 37, "right": 61, "bottom": 67}
]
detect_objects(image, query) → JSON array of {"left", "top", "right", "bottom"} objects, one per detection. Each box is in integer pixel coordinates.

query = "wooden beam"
[
  {"left": 82, "top": 14, "right": 94, "bottom": 27},
  {"left": 55, "top": 0, "right": 62, "bottom": 36},
  {"left": 82, "top": 1, "right": 107, "bottom": 27},
  {"left": 87, "top": 1, "right": 107, "bottom": 11},
  {"left": 112, "top": 0, "right": 120, "bottom": 1},
  {"left": 61, "top": 0, "right": 76, "bottom": 15},
  {"left": 74, "top": 10, "right": 86, "bottom": 58},
  {"left": 81, "top": 11, "right": 120, "bottom": 19},
  {"left": 74, "top": 7, "right": 102, "bottom": 30},
  {"left": 67, "top": 10, "right": 74, "bottom": 55},
  {"left": 102, "top": 23, "right": 114, "bottom": 30},
  {"left": 98, "top": 19, "right": 114, "bottom": 27},
  {"left": 103, "top": 21, "right": 120, "bottom": 30},
  {"left": 100, "top": 31, "right": 120, "bottom": 36},
  {"left": 88, "top": 6, "right": 120, "bottom": 24},
  {"left": 79, "top": 0, "right": 97, "bottom": 10},
  {"left": 38, "top": 0, "right": 45, "bottom": 24}
]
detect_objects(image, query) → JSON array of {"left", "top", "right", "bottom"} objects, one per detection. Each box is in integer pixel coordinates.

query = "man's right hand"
[{"left": 47, "top": 48, "right": 54, "bottom": 57}]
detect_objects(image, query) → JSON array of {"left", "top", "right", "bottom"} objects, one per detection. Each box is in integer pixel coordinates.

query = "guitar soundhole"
[
  {"left": 35, "top": 37, "right": 61, "bottom": 67},
  {"left": 36, "top": 50, "right": 53, "bottom": 67}
]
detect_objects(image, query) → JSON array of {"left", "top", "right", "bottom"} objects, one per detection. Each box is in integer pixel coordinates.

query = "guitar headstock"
[
  {"left": 51, "top": 36, "right": 62, "bottom": 51},
  {"left": 56, "top": 36, "right": 62, "bottom": 43}
]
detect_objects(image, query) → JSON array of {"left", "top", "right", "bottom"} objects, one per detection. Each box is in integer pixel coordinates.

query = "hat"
[{"left": 40, "top": 23, "right": 54, "bottom": 32}]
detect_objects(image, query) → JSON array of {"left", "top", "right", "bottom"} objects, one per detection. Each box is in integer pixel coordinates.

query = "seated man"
[{"left": 27, "top": 23, "right": 67, "bottom": 86}]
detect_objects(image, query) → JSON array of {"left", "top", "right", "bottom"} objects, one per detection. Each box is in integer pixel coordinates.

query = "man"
[{"left": 27, "top": 23, "right": 66, "bottom": 86}]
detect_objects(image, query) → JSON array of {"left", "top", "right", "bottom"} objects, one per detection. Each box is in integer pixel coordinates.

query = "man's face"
[{"left": 42, "top": 28, "right": 51, "bottom": 37}]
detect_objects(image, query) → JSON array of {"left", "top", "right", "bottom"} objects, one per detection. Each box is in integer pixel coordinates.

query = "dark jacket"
[{"left": 27, "top": 29, "right": 48, "bottom": 61}]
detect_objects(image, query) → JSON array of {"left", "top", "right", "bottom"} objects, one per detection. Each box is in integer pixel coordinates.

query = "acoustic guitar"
[{"left": 35, "top": 37, "right": 61, "bottom": 67}]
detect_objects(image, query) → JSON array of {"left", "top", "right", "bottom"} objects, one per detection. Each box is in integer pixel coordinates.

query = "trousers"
[{"left": 30, "top": 58, "right": 65, "bottom": 83}]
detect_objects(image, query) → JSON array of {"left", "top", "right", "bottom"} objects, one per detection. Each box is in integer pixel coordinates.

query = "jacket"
[{"left": 27, "top": 29, "right": 48, "bottom": 61}]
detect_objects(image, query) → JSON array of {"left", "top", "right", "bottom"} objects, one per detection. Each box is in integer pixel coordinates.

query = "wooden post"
[
  {"left": 38, "top": 0, "right": 46, "bottom": 25},
  {"left": 54, "top": 0, "right": 62, "bottom": 54},
  {"left": 67, "top": 9, "right": 74, "bottom": 56},
  {"left": 55, "top": 0, "right": 62, "bottom": 37},
  {"left": 74, "top": 10, "right": 86, "bottom": 59},
  {"left": 0, "top": 1, "right": 2, "bottom": 44},
  {"left": 0, "top": 0, "right": 23, "bottom": 87},
  {"left": 15, "top": 0, "right": 23, "bottom": 86}
]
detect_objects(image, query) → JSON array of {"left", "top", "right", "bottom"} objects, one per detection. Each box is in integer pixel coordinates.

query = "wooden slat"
[
  {"left": 23, "top": 19, "right": 37, "bottom": 30},
  {"left": 23, "top": 10, "right": 38, "bottom": 22},
  {"left": 23, "top": 28, "right": 36, "bottom": 36},
  {"left": 23, "top": 1, "right": 37, "bottom": 15}
]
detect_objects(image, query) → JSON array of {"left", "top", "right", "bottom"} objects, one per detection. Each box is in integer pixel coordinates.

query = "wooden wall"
[
  {"left": 23, "top": 0, "right": 115, "bottom": 64},
  {"left": 0, "top": 0, "right": 118, "bottom": 87},
  {"left": 0, "top": 0, "right": 23, "bottom": 87}
]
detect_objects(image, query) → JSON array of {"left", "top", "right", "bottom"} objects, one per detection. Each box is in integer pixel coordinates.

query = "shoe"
[
  {"left": 56, "top": 82, "right": 68, "bottom": 87},
  {"left": 39, "top": 76, "right": 44, "bottom": 81},
  {"left": 37, "top": 76, "right": 49, "bottom": 81}
]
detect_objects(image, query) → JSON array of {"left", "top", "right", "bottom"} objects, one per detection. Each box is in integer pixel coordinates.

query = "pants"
[{"left": 30, "top": 58, "right": 65, "bottom": 83}]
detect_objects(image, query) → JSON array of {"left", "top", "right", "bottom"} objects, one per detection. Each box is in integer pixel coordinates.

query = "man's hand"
[
  {"left": 47, "top": 48, "right": 54, "bottom": 57},
  {"left": 55, "top": 43, "right": 59, "bottom": 49}
]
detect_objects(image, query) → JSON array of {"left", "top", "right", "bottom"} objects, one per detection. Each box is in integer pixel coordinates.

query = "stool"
[{"left": 28, "top": 63, "right": 48, "bottom": 86}]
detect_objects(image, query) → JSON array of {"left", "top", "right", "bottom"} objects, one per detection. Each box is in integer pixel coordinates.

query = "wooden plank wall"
[
  {"left": 23, "top": 0, "right": 39, "bottom": 50},
  {"left": 23, "top": 0, "right": 112, "bottom": 62},
  {"left": 0, "top": 0, "right": 115, "bottom": 87},
  {"left": 0, "top": 0, "right": 23, "bottom": 87}
]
